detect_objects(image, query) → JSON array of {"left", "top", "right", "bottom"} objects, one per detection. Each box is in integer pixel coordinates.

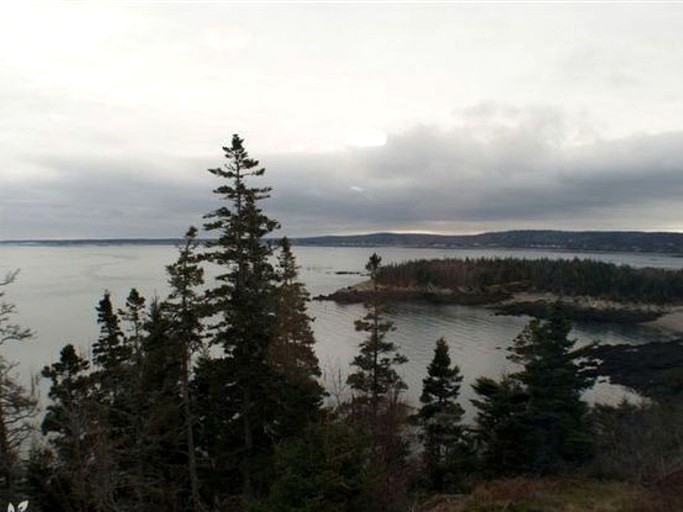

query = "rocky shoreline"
[
  {"left": 314, "top": 283, "right": 673, "bottom": 325},
  {"left": 493, "top": 300, "right": 664, "bottom": 323},
  {"left": 585, "top": 339, "right": 683, "bottom": 402}
]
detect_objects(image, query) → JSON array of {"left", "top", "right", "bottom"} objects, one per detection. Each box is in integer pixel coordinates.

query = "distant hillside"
[{"left": 293, "top": 230, "right": 683, "bottom": 254}]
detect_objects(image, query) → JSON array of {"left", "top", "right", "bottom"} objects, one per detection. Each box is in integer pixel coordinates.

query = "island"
[{"left": 314, "top": 257, "right": 683, "bottom": 324}]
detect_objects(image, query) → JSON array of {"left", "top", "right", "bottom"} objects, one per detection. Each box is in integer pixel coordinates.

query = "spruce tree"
[
  {"left": 90, "top": 291, "right": 139, "bottom": 507},
  {"left": 472, "top": 308, "right": 594, "bottom": 475},
  {"left": 269, "top": 237, "right": 324, "bottom": 437},
  {"left": 417, "top": 337, "right": 467, "bottom": 491},
  {"left": 347, "top": 253, "right": 408, "bottom": 420},
  {"left": 471, "top": 375, "right": 529, "bottom": 476},
  {"left": 137, "top": 299, "right": 187, "bottom": 510},
  {"left": 508, "top": 308, "right": 594, "bottom": 472},
  {"left": 41, "top": 344, "right": 93, "bottom": 510},
  {"left": 91, "top": 291, "right": 129, "bottom": 397},
  {"left": 201, "top": 134, "right": 281, "bottom": 497},
  {"left": 164, "top": 226, "right": 205, "bottom": 511}
]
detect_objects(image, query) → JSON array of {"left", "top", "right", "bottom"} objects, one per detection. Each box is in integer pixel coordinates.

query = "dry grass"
[{"left": 417, "top": 476, "right": 683, "bottom": 512}]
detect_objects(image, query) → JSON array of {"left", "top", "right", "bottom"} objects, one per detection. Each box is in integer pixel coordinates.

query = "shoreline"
[
  {"left": 642, "top": 307, "right": 683, "bottom": 334},
  {"left": 314, "top": 284, "right": 681, "bottom": 329}
]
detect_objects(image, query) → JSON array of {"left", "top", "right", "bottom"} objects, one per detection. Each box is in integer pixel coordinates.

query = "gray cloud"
[{"left": 2, "top": 115, "right": 683, "bottom": 239}]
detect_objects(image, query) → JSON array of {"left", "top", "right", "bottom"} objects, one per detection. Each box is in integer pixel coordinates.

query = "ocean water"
[{"left": 1, "top": 243, "right": 680, "bottom": 415}]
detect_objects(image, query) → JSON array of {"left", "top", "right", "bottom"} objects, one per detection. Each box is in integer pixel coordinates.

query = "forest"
[
  {"left": 376, "top": 257, "right": 683, "bottom": 304},
  {"left": 0, "top": 136, "right": 682, "bottom": 511}
]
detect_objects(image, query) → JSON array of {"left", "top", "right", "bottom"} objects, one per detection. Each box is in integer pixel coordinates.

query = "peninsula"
[{"left": 315, "top": 257, "right": 683, "bottom": 324}]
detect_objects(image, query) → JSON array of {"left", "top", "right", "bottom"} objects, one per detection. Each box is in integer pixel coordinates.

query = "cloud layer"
[{"left": 3, "top": 111, "right": 682, "bottom": 239}]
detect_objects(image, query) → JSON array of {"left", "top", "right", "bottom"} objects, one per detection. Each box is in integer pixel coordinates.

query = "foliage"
[
  {"left": 347, "top": 253, "right": 408, "bottom": 419},
  {"left": 473, "top": 309, "right": 594, "bottom": 475},
  {"left": 377, "top": 256, "right": 683, "bottom": 304},
  {"left": 438, "top": 477, "right": 665, "bottom": 512},
  {"left": 252, "top": 419, "right": 371, "bottom": 512},
  {"left": 198, "top": 134, "right": 323, "bottom": 500},
  {"left": 344, "top": 254, "right": 415, "bottom": 511},
  {"left": 589, "top": 401, "right": 683, "bottom": 483},
  {"left": 417, "top": 338, "right": 470, "bottom": 491},
  {"left": 269, "top": 237, "right": 324, "bottom": 438},
  {"left": 164, "top": 225, "right": 205, "bottom": 512},
  {"left": 0, "top": 272, "right": 37, "bottom": 499},
  {"left": 471, "top": 376, "right": 530, "bottom": 476}
]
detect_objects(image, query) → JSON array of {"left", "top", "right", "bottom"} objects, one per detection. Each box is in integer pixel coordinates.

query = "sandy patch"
[{"left": 643, "top": 307, "right": 683, "bottom": 334}]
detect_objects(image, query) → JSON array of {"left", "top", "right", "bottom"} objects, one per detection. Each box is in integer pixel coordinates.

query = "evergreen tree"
[
  {"left": 118, "top": 288, "right": 146, "bottom": 356},
  {"left": 90, "top": 291, "right": 139, "bottom": 507},
  {"left": 472, "top": 308, "right": 594, "bottom": 475},
  {"left": 253, "top": 419, "right": 371, "bottom": 512},
  {"left": 201, "top": 134, "right": 281, "bottom": 497},
  {"left": 137, "top": 300, "right": 187, "bottom": 510},
  {"left": 507, "top": 308, "right": 594, "bottom": 472},
  {"left": 41, "top": 344, "right": 94, "bottom": 511},
  {"left": 471, "top": 375, "right": 529, "bottom": 476},
  {"left": 346, "top": 254, "right": 412, "bottom": 508},
  {"left": 417, "top": 338, "right": 467, "bottom": 491},
  {"left": 164, "top": 226, "right": 205, "bottom": 511},
  {"left": 269, "top": 237, "right": 324, "bottom": 437},
  {"left": 347, "top": 253, "right": 408, "bottom": 420},
  {"left": 91, "top": 291, "right": 129, "bottom": 400}
]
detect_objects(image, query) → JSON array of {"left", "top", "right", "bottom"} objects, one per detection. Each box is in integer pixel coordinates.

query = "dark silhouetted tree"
[
  {"left": 347, "top": 253, "right": 408, "bottom": 421},
  {"left": 164, "top": 226, "right": 205, "bottom": 511},
  {"left": 269, "top": 237, "right": 324, "bottom": 438},
  {"left": 417, "top": 338, "right": 468, "bottom": 491},
  {"left": 201, "top": 134, "right": 281, "bottom": 498},
  {"left": 508, "top": 308, "right": 594, "bottom": 473},
  {"left": 473, "top": 308, "right": 594, "bottom": 475},
  {"left": 0, "top": 272, "right": 37, "bottom": 498}
]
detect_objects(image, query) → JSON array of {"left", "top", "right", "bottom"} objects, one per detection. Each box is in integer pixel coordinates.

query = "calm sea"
[{"left": 1, "top": 243, "right": 681, "bottom": 416}]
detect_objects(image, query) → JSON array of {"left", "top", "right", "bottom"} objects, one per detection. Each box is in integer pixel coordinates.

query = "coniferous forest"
[{"left": 1, "top": 136, "right": 682, "bottom": 511}]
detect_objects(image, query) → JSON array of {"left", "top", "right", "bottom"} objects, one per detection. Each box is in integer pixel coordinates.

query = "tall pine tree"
[
  {"left": 268, "top": 237, "right": 324, "bottom": 437},
  {"left": 347, "top": 253, "right": 408, "bottom": 420},
  {"left": 164, "top": 226, "right": 205, "bottom": 511},
  {"left": 201, "top": 134, "right": 281, "bottom": 498}
]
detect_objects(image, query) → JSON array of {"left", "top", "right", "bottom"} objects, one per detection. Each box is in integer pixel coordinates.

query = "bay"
[{"left": 1, "top": 243, "right": 681, "bottom": 416}]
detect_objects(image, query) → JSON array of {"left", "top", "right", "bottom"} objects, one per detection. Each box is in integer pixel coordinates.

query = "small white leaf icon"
[
  {"left": 8, "top": 504, "right": 14, "bottom": 512},
  {"left": 18, "top": 502, "right": 28, "bottom": 512}
]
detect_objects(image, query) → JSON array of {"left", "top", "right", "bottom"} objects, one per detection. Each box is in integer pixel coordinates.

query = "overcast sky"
[{"left": 2, "top": 2, "right": 683, "bottom": 239}]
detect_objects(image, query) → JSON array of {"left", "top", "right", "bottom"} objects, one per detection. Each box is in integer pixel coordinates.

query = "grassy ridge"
[{"left": 420, "top": 477, "right": 682, "bottom": 512}]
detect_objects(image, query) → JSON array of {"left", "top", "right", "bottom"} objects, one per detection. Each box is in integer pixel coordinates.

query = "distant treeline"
[
  {"left": 294, "top": 229, "right": 683, "bottom": 254},
  {"left": 377, "top": 257, "right": 683, "bottom": 304}
]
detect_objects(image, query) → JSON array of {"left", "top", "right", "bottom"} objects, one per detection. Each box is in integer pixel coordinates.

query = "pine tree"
[
  {"left": 347, "top": 253, "right": 408, "bottom": 420},
  {"left": 119, "top": 288, "right": 146, "bottom": 355},
  {"left": 472, "top": 307, "right": 594, "bottom": 475},
  {"left": 137, "top": 300, "right": 187, "bottom": 510},
  {"left": 91, "top": 291, "right": 129, "bottom": 397},
  {"left": 164, "top": 226, "right": 205, "bottom": 511},
  {"left": 507, "top": 307, "right": 594, "bottom": 472},
  {"left": 41, "top": 344, "right": 93, "bottom": 511},
  {"left": 90, "top": 291, "right": 139, "bottom": 507},
  {"left": 417, "top": 338, "right": 467, "bottom": 491},
  {"left": 201, "top": 134, "right": 281, "bottom": 497},
  {"left": 471, "top": 375, "right": 529, "bottom": 476},
  {"left": 269, "top": 237, "right": 324, "bottom": 437}
]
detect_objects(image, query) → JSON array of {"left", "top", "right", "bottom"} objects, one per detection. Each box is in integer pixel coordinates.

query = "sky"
[{"left": 2, "top": 1, "right": 683, "bottom": 239}]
